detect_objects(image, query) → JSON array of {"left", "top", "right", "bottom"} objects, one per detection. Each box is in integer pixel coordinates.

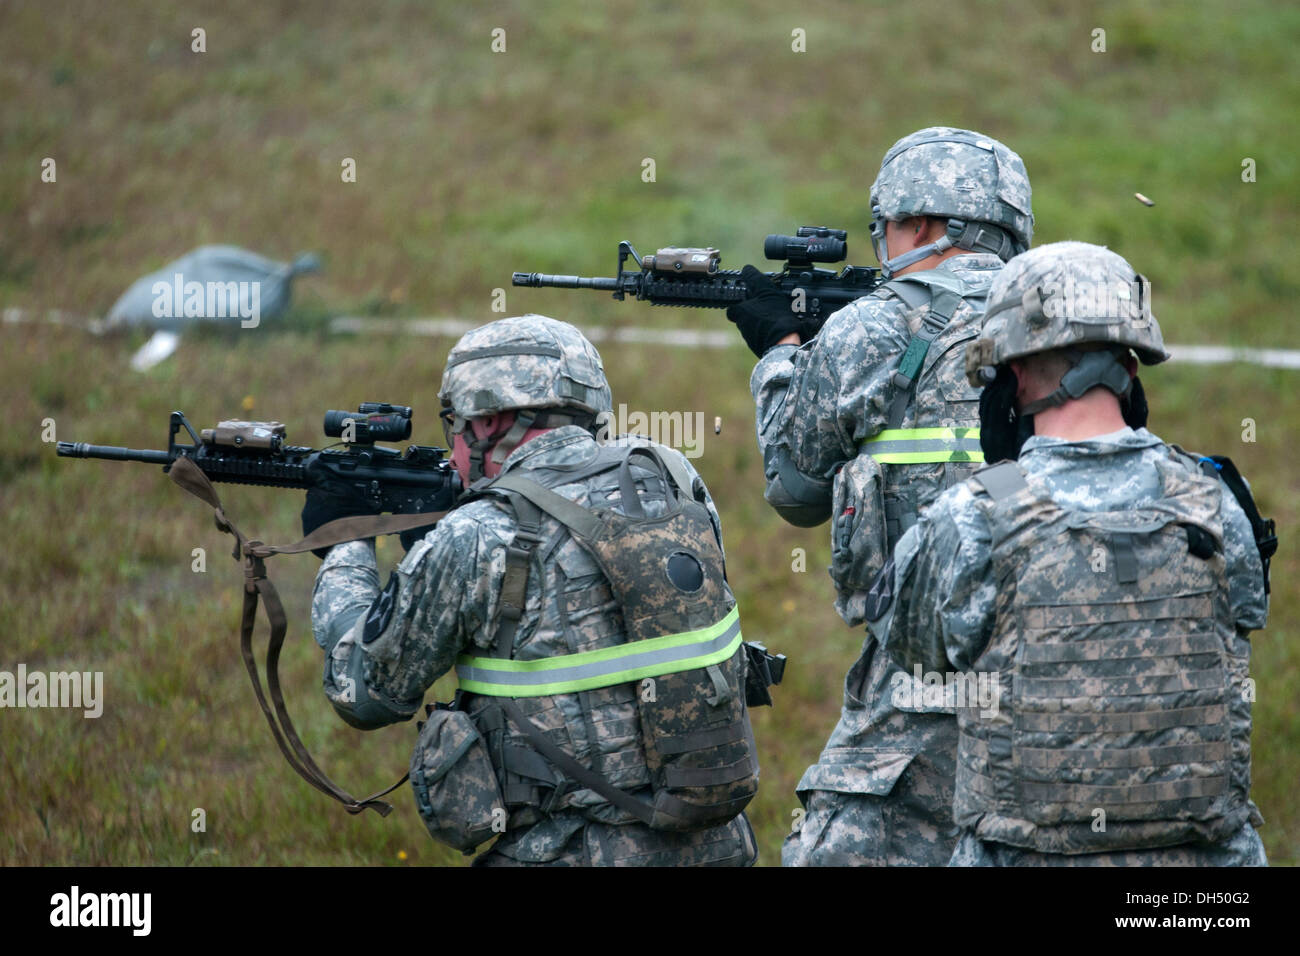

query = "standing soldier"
[
  {"left": 304, "top": 315, "right": 763, "bottom": 865},
  {"left": 875, "top": 241, "right": 1272, "bottom": 865},
  {"left": 726, "top": 127, "right": 1034, "bottom": 865}
]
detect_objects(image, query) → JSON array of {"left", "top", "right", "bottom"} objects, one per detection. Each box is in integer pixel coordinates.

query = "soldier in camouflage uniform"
[
  {"left": 874, "top": 242, "right": 1269, "bottom": 865},
  {"left": 305, "top": 315, "right": 758, "bottom": 866},
  {"left": 726, "top": 128, "right": 1034, "bottom": 865}
]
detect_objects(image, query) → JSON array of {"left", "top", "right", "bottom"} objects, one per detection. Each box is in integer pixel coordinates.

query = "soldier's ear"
[
  {"left": 470, "top": 412, "right": 505, "bottom": 440},
  {"left": 1007, "top": 358, "right": 1028, "bottom": 393},
  {"left": 890, "top": 217, "right": 920, "bottom": 247}
]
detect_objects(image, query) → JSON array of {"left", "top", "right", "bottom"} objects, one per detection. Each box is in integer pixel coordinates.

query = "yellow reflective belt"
[
  {"left": 861, "top": 427, "right": 984, "bottom": 464},
  {"left": 455, "top": 606, "right": 742, "bottom": 697}
]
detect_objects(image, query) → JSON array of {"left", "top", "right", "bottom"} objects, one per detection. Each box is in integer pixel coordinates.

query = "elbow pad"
[
  {"left": 324, "top": 639, "right": 417, "bottom": 730},
  {"left": 763, "top": 444, "right": 832, "bottom": 527}
]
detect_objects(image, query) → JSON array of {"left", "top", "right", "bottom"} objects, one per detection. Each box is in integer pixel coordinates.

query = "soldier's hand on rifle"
[
  {"left": 726, "top": 265, "right": 804, "bottom": 358},
  {"left": 301, "top": 486, "right": 382, "bottom": 559}
]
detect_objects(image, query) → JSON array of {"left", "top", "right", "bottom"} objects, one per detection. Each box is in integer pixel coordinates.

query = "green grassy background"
[{"left": 1, "top": 0, "right": 1295, "bottom": 866}]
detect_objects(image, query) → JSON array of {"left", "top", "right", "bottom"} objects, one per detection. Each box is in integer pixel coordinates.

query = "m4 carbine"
[
  {"left": 57, "top": 403, "right": 458, "bottom": 817},
  {"left": 512, "top": 226, "right": 882, "bottom": 335},
  {"left": 57, "top": 402, "right": 460, "bottom": 518}
]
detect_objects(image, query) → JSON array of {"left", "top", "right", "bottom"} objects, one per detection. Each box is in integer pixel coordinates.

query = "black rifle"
[
  {"left": 512, "top": 226, "right": 882, "bottom": 335},
  {"left": 57, "top": 403, "right": 459, "bottom": 817},
  {"left": 57, "top": 402, "right": 460, "bottom": 517}
]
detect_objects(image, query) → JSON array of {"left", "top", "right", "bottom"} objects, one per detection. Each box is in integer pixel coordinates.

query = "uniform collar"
[
  {"left": 935, "top": 252, "right": 1004, "bottom": 273},
  {"left": 498, "top": 425, "right": 597, "bottom": 473},
  {"left": 1020, "top": 426, "right": 1161, "bottom": 459}
]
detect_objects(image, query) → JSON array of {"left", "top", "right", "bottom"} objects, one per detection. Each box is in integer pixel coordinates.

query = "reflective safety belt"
[
  {"left": 456, "top": 606, "right": 743, "bottom": 697},
  {"left": 861, "top": 427, "right": 984, "bottom": 464}
]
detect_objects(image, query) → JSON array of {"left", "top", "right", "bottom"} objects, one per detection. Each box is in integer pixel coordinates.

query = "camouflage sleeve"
[
  {"left": 311, "top": 539, "right": 381, "bottom": 654},
  {"left": 877, "top": 484, "right": 997, "bottom": 674},
  {"left": 310, "top": 508, "right": 509, "bottom": 729},
  {"left": 749, "top": 297, "right": 912, "bottom": 528},
  {"left": 750, "top": 342, "right": 833, "bottom": 526},
  {"left": 1218, "top": 479, "right": 1268, "bottom": 633}
]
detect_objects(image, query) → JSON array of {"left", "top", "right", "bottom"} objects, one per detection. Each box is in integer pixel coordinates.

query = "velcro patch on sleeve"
[
  {"left": 864, "top": 556, "right": 896, "bottom": 623},
  {"left": 363, "top": 573, "right": 400, "bottom": 644}
]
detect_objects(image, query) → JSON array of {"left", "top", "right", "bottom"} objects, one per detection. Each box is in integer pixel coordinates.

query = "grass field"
[{"left": 1, "top": 0, "right": 1296, "bottom": 866}]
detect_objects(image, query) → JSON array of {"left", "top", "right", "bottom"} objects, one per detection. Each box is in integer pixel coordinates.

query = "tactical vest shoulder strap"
[
  {"left": 655, "top": 447, "right": 702, "bottom": 503},
  {"left": 971, "top": 460, "right": 1029, "bottom": 501},
  {"left": 883, "top": 271, "right": 978, "bottom": 429},
  {"left": 476, "top": 470, "right": 605, "bottom": 659},
  {"left": 489, "top": 473, "right": 605, "bottom": 538},
  {"left": 488, "top": 447, "right": 688, "bottom": 535},
  {"left": 491, "top": 488, "right": 543, "bottom": 658},
  {"left": 516, "top": 442, "right": 627, "bottom": 489},
  {"left": 876, "top": 277, "right": 932, "bottom": 311}
]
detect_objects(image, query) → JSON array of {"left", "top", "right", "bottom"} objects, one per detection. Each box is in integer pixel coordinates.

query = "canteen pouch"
[
  {"left": 830, "top": 451, "right": 889, "bottom": 627},
  {"left": 409, "top": 705, "right": 505, "bottom": 852}
]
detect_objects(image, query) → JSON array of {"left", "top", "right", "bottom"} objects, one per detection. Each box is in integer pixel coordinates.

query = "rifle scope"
[
  {"left": 324, "top": 403, "right": 413, "bottom": 443},
  {"left": 764, "top": 226, "right": 848, "bottom": 266}
]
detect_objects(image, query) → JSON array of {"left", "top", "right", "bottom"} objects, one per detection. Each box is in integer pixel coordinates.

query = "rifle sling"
[{"left": 168, "top": 454, "right": 447, "bottom": 816}]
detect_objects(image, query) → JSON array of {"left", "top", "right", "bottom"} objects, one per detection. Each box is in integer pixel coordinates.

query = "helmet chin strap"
[
  {"left": 878, "top": 234, "right": 954, "bottom": 278},
  {"left": 1020, "top": 348, "right": 1133, "bottom": 416},
  {"left": 487, "top": 410, "right": 538, "bottom": 471},
  {"left": 874, "top": 217, "right": 1019, "bottom": 278},
  {"left": 452, "top": 409, "right": 599, "bottom": 483}
]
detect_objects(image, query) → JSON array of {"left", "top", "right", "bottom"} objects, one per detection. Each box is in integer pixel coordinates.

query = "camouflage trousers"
[
  {"left": 473, "top": 813, "right": 758, "bottom": 867},
  {"left": 949, "top": 824, "right": 1268, "bottom": 866},
  {"left": 781, "top": 745, "right": 958, "bottom": 866}
]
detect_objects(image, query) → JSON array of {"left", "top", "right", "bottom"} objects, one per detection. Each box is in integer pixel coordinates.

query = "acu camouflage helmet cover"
[
  {"left": 870, "top": 126, "right": 1035, "bottom": 265},
  {"left": 973, "top": 241, "right": 1170, "bottom": 370},
  {"left": 438, "top": 314, "right": 614, "bottom": 420}
]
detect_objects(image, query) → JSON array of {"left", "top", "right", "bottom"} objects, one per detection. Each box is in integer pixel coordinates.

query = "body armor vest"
[
  {"left": 956, "top": 455, "right": 1254, "bottom": 854},
  {"left": 452, "top": 443, "right": 758, "bottom": 835}
]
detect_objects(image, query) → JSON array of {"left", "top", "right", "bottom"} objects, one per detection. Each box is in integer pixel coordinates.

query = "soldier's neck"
[
  {"left": 1030, "top": 391, "right": 1129, "bottom": 441},
  {"left": 891, "top": 245, "right": 968, "bottom": 277}
]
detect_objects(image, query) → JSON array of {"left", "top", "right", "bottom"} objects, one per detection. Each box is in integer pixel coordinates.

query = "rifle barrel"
[
  {"left": 512, "top": 272, "right": 621, "bottom": 291},
  {"left": 56, "top": 442, "right": 171, "bottom": 465}
]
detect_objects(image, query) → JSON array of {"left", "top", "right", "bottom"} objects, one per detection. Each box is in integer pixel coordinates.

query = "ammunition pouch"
[{"left": 409, "top": 702, "right": 506, "bottom": 852}]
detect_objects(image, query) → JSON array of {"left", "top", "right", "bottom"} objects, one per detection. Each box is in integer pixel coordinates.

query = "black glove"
[
  {"left": 978, "top": 365, "right": 1035, "bottom": 463},
  {"left": 301, "top": 486, "right": 381, "bottom": 559},
  {"left": 726, "top": 265, "right": 803, "bottom": 358}
]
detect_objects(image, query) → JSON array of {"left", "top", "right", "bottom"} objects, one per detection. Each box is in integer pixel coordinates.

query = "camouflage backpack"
[{"left": 411, "top": 444, "right": 763, "bottom": 849}]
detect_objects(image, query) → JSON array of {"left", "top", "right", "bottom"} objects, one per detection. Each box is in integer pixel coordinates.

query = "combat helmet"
[
  {"left": 438, "top": 314, "right": 613, "bottom": 475},
  {"left": 966, "top": 241, "right": 1169, "bottom": 414},
  {"left": 869, "top": 127, "right": 1034, "bottom": 278}
]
